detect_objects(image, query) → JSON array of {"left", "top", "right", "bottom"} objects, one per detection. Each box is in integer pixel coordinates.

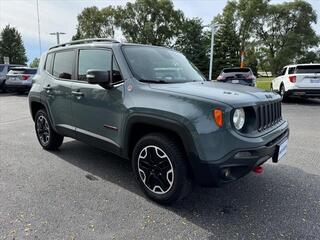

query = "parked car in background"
[
  {"left": 5, "top": 67, "right": 37, "bottom": 93},
  {"left": 217, "top": 67, "right": 256, "bottom": 87},
  {"left": 0, "top": 64, "right": 24, "bottom": 91},
  {"left": 271, "top": 64, "right": 320, "bottom": 100}
]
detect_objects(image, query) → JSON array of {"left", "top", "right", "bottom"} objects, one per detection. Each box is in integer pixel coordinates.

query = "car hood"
[{"left": 149, "top": 81, "right": 280, "bottom": 107}]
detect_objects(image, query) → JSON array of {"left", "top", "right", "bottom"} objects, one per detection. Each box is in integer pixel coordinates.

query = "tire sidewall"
[
  {"left": 132, "top": 135, "right": 187, "bottom": 203},
  {"left": 35, "top": 110, "right": 52, "bottom": 148}
]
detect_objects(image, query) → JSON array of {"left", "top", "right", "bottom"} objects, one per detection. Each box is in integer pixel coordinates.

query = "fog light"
[{"left": 221, "top": 168, "right": 231, "bottom": 178}]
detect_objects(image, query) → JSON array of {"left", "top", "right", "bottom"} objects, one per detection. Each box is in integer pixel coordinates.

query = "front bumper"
[
  {"left": 191, "top": 128, "right": 289, "bottom": 187},
  {"left": 287, "top": 89, "right": 320, "bottom": 98}
]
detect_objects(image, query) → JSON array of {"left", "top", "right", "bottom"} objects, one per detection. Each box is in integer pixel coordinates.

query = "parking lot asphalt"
[{"left": 0, "top": 93, "right": 320, "bottom": 240}]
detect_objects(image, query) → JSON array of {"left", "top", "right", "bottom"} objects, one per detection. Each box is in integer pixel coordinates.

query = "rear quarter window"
[
  {"left": 288, "top": 67, "right": 295, "bottom": 74},
  {"left": 45, "top": 53, "right": 54, "bottom": 74}
]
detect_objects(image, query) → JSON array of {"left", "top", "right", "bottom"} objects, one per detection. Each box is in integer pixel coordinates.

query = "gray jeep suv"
[{"left": 29, "top": 38, "right": 289, "bottom": 204}]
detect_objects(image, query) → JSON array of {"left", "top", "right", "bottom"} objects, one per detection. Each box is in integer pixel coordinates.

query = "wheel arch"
[
  {"left": 123, "top": 113, "right": 198, "bottom": 178},
  {"left": 29, "top": 99, "right": 58, "bottom": 132}
]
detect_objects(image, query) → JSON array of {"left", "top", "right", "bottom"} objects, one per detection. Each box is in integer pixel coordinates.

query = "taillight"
[
  {"left": 22, "top": 75, "right": 30, "bottom": 80},
  {"left": 289, "top": 75, "right": 296, "bottom": 83}
]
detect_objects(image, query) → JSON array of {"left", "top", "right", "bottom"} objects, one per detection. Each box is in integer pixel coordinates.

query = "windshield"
[
  {"left": 296, "top": 65, "right": 320, "bottom": 74},
  {"left": 122, "top": 46, "right": 206, "bottom": 83}
]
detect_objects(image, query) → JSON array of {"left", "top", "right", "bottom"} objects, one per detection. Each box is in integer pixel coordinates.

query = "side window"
[
  {"left": 45, "top": 53, "right": 53, "bottom": 74},
  {"left": 288, "top": 67, "right": 295, "bottom": 74},
  {"left": 112, "top": 56, "right": 122, "bottom": 83},
  {"left": 78, "top": 49, "right": 111, "bottom": 81},
  {"left": 52, "top": 51, "right": 75, "bottom": 80},
  {"left": 280, "top": 68, "right": 287, "bottom": 76}
]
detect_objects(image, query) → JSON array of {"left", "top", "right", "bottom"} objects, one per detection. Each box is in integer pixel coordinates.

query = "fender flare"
[{"left": 122, "top": 113, "right": 199, "bottom": 172}]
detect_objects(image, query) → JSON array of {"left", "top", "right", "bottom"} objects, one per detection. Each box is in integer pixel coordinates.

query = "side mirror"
[{"left": 86, "top": 70, "right": 111, "bottom": 87}]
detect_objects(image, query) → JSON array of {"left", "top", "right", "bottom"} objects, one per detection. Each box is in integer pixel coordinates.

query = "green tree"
[
  {"left": 174, "top": 18, "right": 210, "bottom": 76},
  {"left": 255, "top": 0, "right": 319, "bottom": 74},
  {"left": 0, "top": 25, "right": 27, "bottom": 64},
  {"left": 115, "top": 0, "right": 183, "bottom": 45},
  {"left": 236, "top": 0, "right": 270, "bottom": 52},
  {"left": 212, "top": 1, "right": 241, "bottom": 78},
  {"left": 72, "top": 6, "right": 115, "bottom": 40},
  {"left": 30, "top": 57, "right": 40, "bottom": 68}
]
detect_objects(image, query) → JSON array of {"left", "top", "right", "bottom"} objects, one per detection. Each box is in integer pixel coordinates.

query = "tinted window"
[
  {"left": 78, "top": 49, "right": 111, "bottom": 81},
  {"left": 45, "top": 53, "right": 53, "bottom": 73},
  {"left": 0, "top": 66, "right": 5, "bottom": 72},
  {"left": 223, "top": 68, "right": 250, "bottom": 73},
  {"left": 25, "top": 69, "right": 37, "bottom": 74},
  {"left": 112, "top": 56, "right": 122, "bottom": 83},
  {"left": 288, "top": 67, "right": 295, "bottom": 74},
  {"left": 53, "top": 51, "right": 74, "bottom": 79},
  {"left": 8, "top": 68, "right": 37, "bottom": 74},
  {"left": 296, "top": 65, "right": 320, "bottom": 74}
]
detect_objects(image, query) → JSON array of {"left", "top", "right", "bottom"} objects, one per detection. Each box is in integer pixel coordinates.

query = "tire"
[
  {"left": 35, "top": 109, "right": 64, "bottom": 150},
  {"left": 280, "top": 84, "right": 288, "bottom": 101},
  {"left": 132, "top": 133, "right": 191, "bottom": 204}
]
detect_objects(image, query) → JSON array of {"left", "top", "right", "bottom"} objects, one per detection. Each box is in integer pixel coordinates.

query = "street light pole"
[
  {"left": 203, "top": 23, "right": 223, "bottom": 80},
  {"left": 209, "top": 26, "right": 215, "bottom": 81},
  {"left": 50, "top": 32, "right": 66, "bottom": 44}
]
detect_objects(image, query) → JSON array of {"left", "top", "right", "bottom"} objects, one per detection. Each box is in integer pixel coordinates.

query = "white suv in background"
[{"left": 271, "top": 64, "right": 320, "bottom": 100}]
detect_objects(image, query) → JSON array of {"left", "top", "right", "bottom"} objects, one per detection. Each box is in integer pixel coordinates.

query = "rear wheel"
[
  {"left": 280, "top": 84, "right": 288, "bottom": 101},
  {"left": 35, "top": 109, "right": 64, "bottom": 150},
  {"left": 132, "top": 133, "right": 191, "bottom": 204}
]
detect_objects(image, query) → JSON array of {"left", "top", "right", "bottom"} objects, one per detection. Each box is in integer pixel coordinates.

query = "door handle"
[
  {"left": 72, "top": 90, "right": 84, "bottom": 97},
  {"left": 43, "top": 85, "right": 52, "bottom": 91}
]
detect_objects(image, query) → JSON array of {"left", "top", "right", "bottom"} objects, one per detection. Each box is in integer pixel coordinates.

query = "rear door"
[
  {"left": 42, "top": 50, "right": 75, "bottom": 132},
  {"left": 71, "top": 48, "right": 125, "bottom": 150},
  {"left": 295, "top": 65, "right": 320, "bottom": 89}
]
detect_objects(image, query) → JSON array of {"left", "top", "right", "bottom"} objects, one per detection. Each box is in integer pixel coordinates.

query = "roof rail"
[{"left": 49, "top": 38, "right": 120, "bottom": 50}]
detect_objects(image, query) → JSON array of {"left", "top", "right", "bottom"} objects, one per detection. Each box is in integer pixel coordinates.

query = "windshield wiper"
[{"left": 140, "top": 79, "right": 169, "bottom": 84}]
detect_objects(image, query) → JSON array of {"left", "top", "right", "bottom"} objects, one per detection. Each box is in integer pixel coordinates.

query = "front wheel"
[
  {"left": 132, "top": 133, "right": 191, "bottom": 204},
  {"left": 35, "top": 109, "right": 64, "bottom": 150}
]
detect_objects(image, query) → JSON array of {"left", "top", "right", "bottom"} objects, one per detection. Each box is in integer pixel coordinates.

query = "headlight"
[{"left": 233, "top": 108, "right": 245, "bottom": 130}]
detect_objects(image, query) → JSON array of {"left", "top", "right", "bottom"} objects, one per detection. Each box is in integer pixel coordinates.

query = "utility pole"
[
  {"left": 36, "top": 0, "right": 42, "bottom": 56},
  {"left": 203, "top": 23, "right": 223, "bottom": 80},
  {"left": 50, "top": 32, "right": 66, "bottom": 44}
]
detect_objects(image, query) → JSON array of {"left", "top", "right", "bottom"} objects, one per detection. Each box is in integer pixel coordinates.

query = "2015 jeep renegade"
[{"left": 29, "top": 38, "right": 289, "bottom": 204}]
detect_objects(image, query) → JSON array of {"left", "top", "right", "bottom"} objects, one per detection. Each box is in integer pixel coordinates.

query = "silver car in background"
[
  {"left": 0, "top": 64, "right": 23, "bottom": 91},
  {"left": 5, "top": 67, "right": 37, "bottom": 93}
]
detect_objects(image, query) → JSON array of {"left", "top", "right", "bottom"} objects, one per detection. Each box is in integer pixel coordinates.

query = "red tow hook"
[{"left": 253, "top": 165, "right": 264, "bottom": 174}]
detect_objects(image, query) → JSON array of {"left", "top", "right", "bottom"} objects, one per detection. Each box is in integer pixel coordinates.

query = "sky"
[{"left": 0, "top": 0, "right": 320, "bottom": 65}]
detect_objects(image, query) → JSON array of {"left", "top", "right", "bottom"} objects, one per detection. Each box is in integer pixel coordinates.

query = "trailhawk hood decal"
[{"left": 149, "top": 81, "right": 280, "bottom": 107}]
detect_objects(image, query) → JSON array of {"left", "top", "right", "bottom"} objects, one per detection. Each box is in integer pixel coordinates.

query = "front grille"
[{"left": 257, "top": 101, "right": 282, "bottom": 131}]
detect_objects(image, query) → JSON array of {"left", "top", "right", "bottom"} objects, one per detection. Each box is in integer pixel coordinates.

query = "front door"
[{"left": 71, "top": 48, "right": 125, "bottom": 150}]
